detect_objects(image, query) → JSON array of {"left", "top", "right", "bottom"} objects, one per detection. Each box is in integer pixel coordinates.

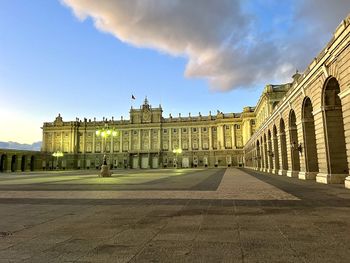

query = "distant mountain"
[{"left": 0, "top": 141, "right": 42, "bottom": 151}]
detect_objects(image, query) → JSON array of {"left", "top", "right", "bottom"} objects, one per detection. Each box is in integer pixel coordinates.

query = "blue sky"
[{"left": 0, "top": 0, "right": 349, "bottom": 143}]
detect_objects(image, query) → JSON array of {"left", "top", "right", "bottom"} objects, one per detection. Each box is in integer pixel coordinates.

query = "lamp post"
[
  {"left": 172, "top": 148, "right": 182, "bottom": 168},
  {"left": 95, "top": 124, "right": 118, "bottom": 177},
  {"left": 52, "top": 151, "right": 64, "bottom": 170}
]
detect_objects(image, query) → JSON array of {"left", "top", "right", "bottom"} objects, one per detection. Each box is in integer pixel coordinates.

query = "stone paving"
[{"left": 0, "top": 168, "right": 349, "bottom": 262}]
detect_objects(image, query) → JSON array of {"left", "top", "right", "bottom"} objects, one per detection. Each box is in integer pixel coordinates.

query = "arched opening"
[
  {"left": 30, "top": 156, "right": 35, "bottom": 171},
  {"left": 11, "top": 155, "right": 17, "bottom": 172},
  {"left": 302, "top": 97, "right": 319, "bottom": 175},
  {"left": 322, "top": 77, "right": 348, "bottom": 175},
  {"left": 280, "top": 119, "right": 288, "bottom": 171},
  {"left": 289, "top": 110, "right": 300, "bottom": 172},
  {"left": 273, "top": 125, "right": 280, "bottom": 171},
  {"left": 267, "top": 130, "right": 273, "bottom": 171},
  {"left": 0, "top": 155, "right": 7, "bottom": 172},
  {"left": 272, "top": 101, "right": 279, "bottom": 110},
  {"left": 21, "top": 156, "right": 26, "bottom": 172},
  {"left": 256, "top": 140, "right": 261, "bottom": 169}
]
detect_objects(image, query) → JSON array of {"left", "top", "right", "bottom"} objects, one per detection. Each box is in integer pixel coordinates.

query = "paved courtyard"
[{"left": 0, "top": 168, "right": 350, "bottom": 262}]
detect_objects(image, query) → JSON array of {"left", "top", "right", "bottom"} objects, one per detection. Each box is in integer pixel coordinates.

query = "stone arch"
[
  {"left": 11, "top": 155, "right": 17, "bottom": 172},
  {"left": 273, "top": 125, "right": 280, "bottom": 171},
  {"left": 289, "top": 110, "right": 300, "bottom": 172},
  {"left": 272, "top": 101, "right": 279, "bottom": 110},
  {"left": 267, "top": 130, "right": 273, "bottom": 170},
  {"left": 30, "top": 156, "right": 35, "bottom": 171},
  {"left": 21, "top": 156, "right": 26, "bottom": 172},
  {"left": 322, "top": 77, "right": 348, "bottom": 175},
  {"left": 279, "top": 118, "right": 288, "bottom": 171},
  {"left": 0, "top": 154, "right": 7, "bottom": 172},
  {"left": 302, "top": 97, "right": 319, "bottom": 175}
]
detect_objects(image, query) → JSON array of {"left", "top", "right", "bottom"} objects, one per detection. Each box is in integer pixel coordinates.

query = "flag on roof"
[{"left": 131, "top": 95, "right": 136, "bottom": 100}]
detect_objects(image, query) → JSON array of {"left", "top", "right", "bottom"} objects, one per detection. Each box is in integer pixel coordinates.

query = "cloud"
[{"left": 61, "top": 0, "right": 350, "bottom": 91}]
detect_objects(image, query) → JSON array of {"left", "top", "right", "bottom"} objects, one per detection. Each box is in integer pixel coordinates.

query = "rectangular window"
[
  {"left": 236, "top": 125, "right": 241, "bottom": 129},
  {"left": 173, "top": 128, "right": 177, "bottom": 133},
  {"left": 193, "top": 128, "right": 197, "bottom": 133},
  {"left": 163, "top": 129, "right": 168, "bottom": 133},
  {"left": 133, "top": 130, "right": 138, "bottom": 135},
  {"left": 182, "top": 128, "right": 187, "bottom": 133},
  {"left": 213, "top": 127, "right": 217, "bottom": 132},
  {"left": 226, "top": 125, "right": 230, "bottom": 130},
  {"left": 203, "top": 127, "right": 207, "bottom": 132}
]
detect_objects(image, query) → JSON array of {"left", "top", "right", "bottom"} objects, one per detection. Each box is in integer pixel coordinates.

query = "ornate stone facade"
[
  {"left": 3, "top": 14, "right": 350, "bottom": 192},
  {"left": 244, "top": 14, "right": 350, "bottom": 189},
  {"left": 41, "top": 98, "right": 255, "bottom": 169},
  {"left": 0, "top": 149, "right": 44, "bottom": 172}
]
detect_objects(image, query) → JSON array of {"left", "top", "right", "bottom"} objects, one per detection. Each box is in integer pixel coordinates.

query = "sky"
[{"left": 0, "top": 0, "right": 349, "bottom": 144}]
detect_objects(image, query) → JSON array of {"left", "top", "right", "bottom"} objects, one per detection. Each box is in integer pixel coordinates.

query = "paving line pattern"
[{"left": 0, "top": 168, "right": 299, "bottom": 200}]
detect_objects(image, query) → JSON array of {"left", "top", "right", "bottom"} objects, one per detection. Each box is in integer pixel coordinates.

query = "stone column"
[
  {"left": 111, "top": 133, "right": 114, "bottom": 153},
  {"left": 82, "top": 131, "right": 86, "bottom": 154},
  {"left": 209, "top": 126, "right": 213, "bottom": 150},
  {"left": 231, "top": 124, "right": 236, "bottom": 149},
  {"left": 259, "top": 143, "right": 264, "bottom": 171},
  {"left": 52, "top": 132, "right": 55, "bottom": 152},
  {"left": 148, "top": 129, "right": 151, "bottom": 150},
  {"left": 60, "top": 131, "right": 63, "bottom": 151},
  {"left": 101, "top": 136, "right": 105, "bottom": 154},
  {"left": 119, "top": 130, "right": 123, "bottom": 153},
  {"left": 340, "top": 91, "right": 350, "bottom": 189},
  {"left": 5, "top": 156, "right": 11, "bottom": 172},
  {"left": 314, "top": 109, "right": 329, "bottom": 183},
  {"left": 70, "top": 130, "right": 74, "bottom": 153},
  {"left": 16, "top": 155, "right": 22, "bottom": 172},
  {"left": 179, "top": 128, "right": 182, "bottom": 150},
  {"left": 138, "top": 129, "right": 142, "bottom": 150},
  {"left": 74, "top": 127, "right": 78, "bottom": 154},
  {"left": 158, "top": 129, "right": 161, "bottom": 151},
  {"left": 272, "top": 135, "right": 279, "bottom": 174},
  {"left": 217, "top": 125, "right": 223, "bottom": 150},
  {"left": 189, "top": 128, "right": 192, "bottom": 151},
  {"left": 169, "top": 128, "right": 172, "bottom": 151},
  {"left": 199, "top": 127, "right": 202, "bottom": 150},
  {"left": 267, "top": 138, "right": 273, "bottom": 173},
  {"left": 128, "top": 130, "right": 132, "bottom": 151},
  {"left": 221, "top": 125, "right": 225, "bottom": 150},
  {"left": 264, "top": 140, "right": 268, "bottom": 172}
]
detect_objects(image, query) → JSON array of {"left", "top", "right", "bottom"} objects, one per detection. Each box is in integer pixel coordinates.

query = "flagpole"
[{"left": 131, "top": 94, "right": 135, "bottom": 108}]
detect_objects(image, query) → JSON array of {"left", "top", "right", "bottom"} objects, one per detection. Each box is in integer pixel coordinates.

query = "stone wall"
[{"left": 244, "top": 15, "right": 350, "bottom": 189}]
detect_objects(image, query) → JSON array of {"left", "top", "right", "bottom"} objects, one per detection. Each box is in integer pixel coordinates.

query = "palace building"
[
  {"left": 1, "top": 13, "right": 350, "bottom": 190},
  {"left": 41, "top": 98, "right": 255, "bottom": 170}
]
